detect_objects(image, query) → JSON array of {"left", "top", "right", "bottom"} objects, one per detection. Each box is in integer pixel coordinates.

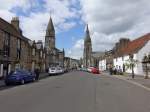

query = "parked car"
[
  {"left": 81, "top": 68, "right": 88, "bottom": 72},
  {"left": 5, "top": 69, "right": 36, "bottom": 86},
  {"left": 49, "top": 67, "right": 58, "bottom": 75},
  {"left": 57, "top": 67, "right": 64, "bottom": 74},
  {"left": 87, "top": 67, "right": 94, "bottom": 72},
  {"left": 91, "top": 67, "right": 100, "bottom": 74}
]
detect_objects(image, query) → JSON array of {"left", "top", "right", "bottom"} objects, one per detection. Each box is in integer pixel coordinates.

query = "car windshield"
[
  {"left": 57, "top": 68, "right": 61, "bottom": 70},
  {"left": 11, "top": 70, "right": 30, "bottom": 75},
  {"left": 51, "top": 68, "right": 56, "bottom": 70}
]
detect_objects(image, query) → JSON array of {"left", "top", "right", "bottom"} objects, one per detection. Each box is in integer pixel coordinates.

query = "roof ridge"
[{"left": 116, "top": 33, "right": 150, "bottom": 57}]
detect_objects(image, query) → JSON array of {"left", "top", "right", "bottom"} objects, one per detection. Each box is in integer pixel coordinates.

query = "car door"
[{"left": 25, "top": 72, "right": 33, "bottom": 82}]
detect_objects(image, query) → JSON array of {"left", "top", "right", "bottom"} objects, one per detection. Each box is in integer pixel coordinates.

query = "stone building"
[
  {"left": 83, "top": 25, "right": 105, "bottom": 68},
  {"left": 64, "top": 57, "right": 80, "bottom": 69},
  {"left": 83, "top": 25, "right": 92, "bottom": 68},
  {"left": 0, "top": 17, "right": 31, "bottom": 78},
  {"left": 28, "top": 40, "right": 46, "bottom": 72},
  {"left": 44, "top": 17, "right": 65, "bottom": 68},
  {"left": 0, "top": 17, "right": 46, "bottom": 78}
]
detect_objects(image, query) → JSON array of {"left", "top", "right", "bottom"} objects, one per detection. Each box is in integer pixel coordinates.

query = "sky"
[{"left": 0, "top": 0, "right": 150, "bottom": 59}]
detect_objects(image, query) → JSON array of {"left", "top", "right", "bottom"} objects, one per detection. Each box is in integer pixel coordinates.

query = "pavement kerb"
[{"left": 102, "top": 73, "right": 150, "bottom": 92}]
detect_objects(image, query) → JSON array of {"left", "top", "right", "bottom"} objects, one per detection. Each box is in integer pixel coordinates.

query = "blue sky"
[
  {"left": 7, "top": 0, "right": 86, "bottom": 58},
  {"left": 1, "top": 0, "right": 150, "bottom": 59},
  {"left": 11, "top": 2, "right": 85, "bottom": 51}
]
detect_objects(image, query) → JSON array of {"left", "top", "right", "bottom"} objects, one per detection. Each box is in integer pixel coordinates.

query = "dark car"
[{"left": 5, "top": 69, "right": 36, "bottom": 86}]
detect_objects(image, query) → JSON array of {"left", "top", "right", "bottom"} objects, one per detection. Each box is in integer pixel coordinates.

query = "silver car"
[{"left": 49, "top": 67, "right": 57, "bottom": 75}]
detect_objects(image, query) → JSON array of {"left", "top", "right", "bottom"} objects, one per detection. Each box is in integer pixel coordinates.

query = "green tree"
[{"left": 124, "top": 54, "right": 138, "bottom": 79}]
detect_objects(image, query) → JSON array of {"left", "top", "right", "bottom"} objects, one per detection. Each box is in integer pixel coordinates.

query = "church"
[
  {"left": 83, "top": 25, "right": 105, "bottom": 68},
  {"left": 45, "top": 17, "right": 65, "bottom": 68}
]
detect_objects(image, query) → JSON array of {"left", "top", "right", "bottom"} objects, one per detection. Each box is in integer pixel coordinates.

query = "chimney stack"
[{"left": 11, "top": 17, "right": 20, "bottom": 31}]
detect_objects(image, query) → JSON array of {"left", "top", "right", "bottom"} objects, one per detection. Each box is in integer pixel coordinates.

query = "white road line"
[{"left": 113, "top": 75, "right": 150, "bottom": 92}]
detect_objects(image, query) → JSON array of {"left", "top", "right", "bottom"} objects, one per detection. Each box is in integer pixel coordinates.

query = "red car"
[{"left": 91, "top": 67, "right": 100, "bottom": 74}]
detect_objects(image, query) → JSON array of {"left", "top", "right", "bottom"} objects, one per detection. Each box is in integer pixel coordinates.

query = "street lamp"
[{"left": 142, "top": 54, "right": 149, "bottom": 79}]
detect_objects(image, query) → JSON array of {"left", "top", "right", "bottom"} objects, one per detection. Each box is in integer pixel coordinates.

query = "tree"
[{"left": 124, "top": 54, "right": 138, "bottom": 79}]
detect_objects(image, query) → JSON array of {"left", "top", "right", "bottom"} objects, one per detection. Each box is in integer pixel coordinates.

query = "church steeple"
[
  {"left": 83, "top": 24, "right": 92, "bottom": 68},
  {"left": 45, "top": 16, "right": 55, "bottom": 49},
  {"left": 46, "top": 16, "right": 55, "bottom": 37},
  {"left": 86, "top": 24, "right": 90, "bottom": 36},
  {"left": 85, "top": 24, "right": 91, "bottom": 43}
]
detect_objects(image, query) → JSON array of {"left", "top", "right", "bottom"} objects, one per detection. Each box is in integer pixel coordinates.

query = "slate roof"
[
  {"left": 92, "top": 52, "right": 105, "bottom": 58},
  {"left": 0, "top": 17, "right": 22, "bottom": 37},
  {"left": 0, "top": 17, "right": 30, "bottom": 42},
  {"left": 117, "top": 33, "right": 150, "bottom": 57}
]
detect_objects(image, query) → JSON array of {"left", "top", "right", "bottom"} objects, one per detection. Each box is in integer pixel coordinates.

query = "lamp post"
[{"left": 142, "top": 54, "right": 149, "bottom": 79}]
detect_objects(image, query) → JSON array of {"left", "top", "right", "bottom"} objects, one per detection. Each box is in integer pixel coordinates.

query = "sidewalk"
[{"left": 103, "top": 71, "right": 150, "bottom": 89}]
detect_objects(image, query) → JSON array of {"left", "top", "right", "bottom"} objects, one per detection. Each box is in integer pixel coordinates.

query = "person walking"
[
  {"left": 109, "top": 66, "right": 113, "bottom": 75},
  {"left": 34, "top": 68, "right": 40, "bottom": 80}
]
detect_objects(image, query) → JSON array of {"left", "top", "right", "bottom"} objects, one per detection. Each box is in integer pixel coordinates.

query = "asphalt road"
[{"left": 0, "top": 71, "right": 150, "bottom": 112}]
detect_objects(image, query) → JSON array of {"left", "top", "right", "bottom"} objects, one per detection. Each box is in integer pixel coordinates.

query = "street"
[{"left": 0, "top": 71, "right": 150, "bottom": 112}]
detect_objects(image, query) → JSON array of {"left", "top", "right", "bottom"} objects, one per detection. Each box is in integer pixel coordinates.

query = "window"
[
  {"left": 17, "top": 39, "right": 21, "bottom": 49},
  {"left": 32, "top": 48, "right": 35, "bottom": 56},
  {"left": 40, "top": 51, "right": 43, "bottom": 58},
  {"left": 122, "top": 57, "right": 124, "bottom": 61},
  {"left": 43, "top": 53, "right": 45, "bottom": 59},
  {"left": 3, "top": 32, "right": 10, "bottom": 57},
  {"left": 17, "top": 39, "right": 21, "bottom": 59}
]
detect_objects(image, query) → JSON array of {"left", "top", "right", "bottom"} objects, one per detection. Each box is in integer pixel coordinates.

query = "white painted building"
[
  {"left": 99, "top": 59, "right": 107, "bottom": 71},
  {"left": 113, "top": 34, "right": 150, "bottom": 76}
]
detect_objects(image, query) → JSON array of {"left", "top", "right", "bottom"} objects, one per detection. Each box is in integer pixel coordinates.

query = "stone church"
[
  {"left": 45, "top": 17, "right": 65, "bottom": 68},
  {"left": 83, "top": 25, "right": 105, "bottom": 68}
]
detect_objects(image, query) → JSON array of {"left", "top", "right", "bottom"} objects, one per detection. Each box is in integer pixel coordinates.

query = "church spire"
[
  {"left": 86, "top": 24, "right": 89, "bottom": 35},
  {"left": 83, "top": 24, "right": 92, "bottom": 68},
  {"left": 85, "top": 24, "right": 91, "bottom": 42},
  {"left": 45, "top": 16, "right": 55, "bottom": 50},
  {"left": 46, "top": 16, "right": 55, "bottom": 37}
]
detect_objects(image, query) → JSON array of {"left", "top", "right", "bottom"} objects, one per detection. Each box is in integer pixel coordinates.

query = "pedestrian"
[
  {"left": 118, "top": 66, "right": 122, "bottom": 75},
  {"left": 113, "top": 66, "right": 117, "bottom": 75},
  {"left": 34, "top": 68, "right": 40, "bottom": 80},
  {"left": 109, "top": 66, "right": 113, "bottom": 75}
]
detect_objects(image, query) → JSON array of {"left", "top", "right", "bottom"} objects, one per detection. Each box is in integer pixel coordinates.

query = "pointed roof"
[
  {"left": 85, "top": 24, "right": 91, "bottom": 43},
  {"left": 47, "top": 16, "right": 55, "bottom": 31},
  {"left": 86, "top": 24, "right": 89, "bottom": 34}
]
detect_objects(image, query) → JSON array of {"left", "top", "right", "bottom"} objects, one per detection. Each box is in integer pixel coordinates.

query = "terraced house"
[{"left": 0, "top": 17, "right": 46, "bottom": 78}]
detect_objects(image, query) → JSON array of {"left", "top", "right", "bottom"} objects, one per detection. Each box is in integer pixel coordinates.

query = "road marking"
[{"left": 113, "top": 75, "right": 150, "bottom": 92}]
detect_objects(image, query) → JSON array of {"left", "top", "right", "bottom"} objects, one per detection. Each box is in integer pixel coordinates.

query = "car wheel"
[
  {"left": 5, "top": 82, "right": 10, "bottom": 86},
  {"left": 32, "top": 78, "right": 36, "bottom": 82},
  {"left": 21, "top": 79, "right": 25, "bottom": 85}
]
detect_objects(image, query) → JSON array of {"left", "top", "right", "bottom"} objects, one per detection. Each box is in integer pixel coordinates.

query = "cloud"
[
  {"left": 0, "top": 0, "right": 80, "bottom": 42},
  {"left": 1, "top": 0, "right": 150, "bottom": 59},
  {"left": 0, "top": 0, "right": 82, "bottom": 59},
  {"left": 80, "top": 0, "right": 150, "bottom": 51},
  {"left": 66, "top": 39, "right": 84, "bottom": 59},
  {"left": 0, "top": 10, "right": 15, "bottom": 21}
]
